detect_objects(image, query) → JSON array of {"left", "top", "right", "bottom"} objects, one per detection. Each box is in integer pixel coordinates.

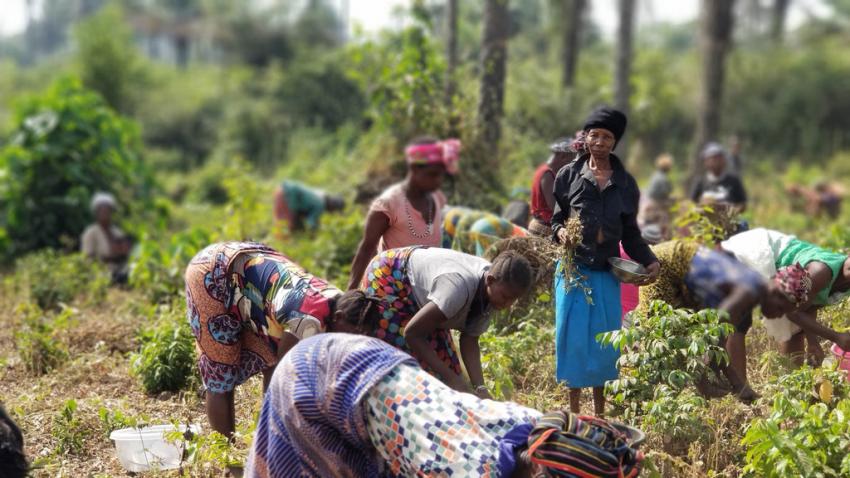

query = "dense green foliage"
[
  {"left": 131, "top": 304, "right": 198, "bottom": 394},
  {"left": 742, "top": 367, "right": 850, "bottom": 477},
  {"left": 0, "top": 78, "right": 150, "bottom": 259},
  {"left": 16, "top": 250, "right": 110, "bottom": 310}
]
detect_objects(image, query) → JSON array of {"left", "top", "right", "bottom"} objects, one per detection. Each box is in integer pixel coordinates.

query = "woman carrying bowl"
[{"left": 551, "top": 107, "right": 660, "bottom": 416}]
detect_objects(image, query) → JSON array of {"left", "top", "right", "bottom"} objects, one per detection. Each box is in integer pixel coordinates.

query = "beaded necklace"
[{"left": 403, "top": 193, "right": 434, "bottom": 239}]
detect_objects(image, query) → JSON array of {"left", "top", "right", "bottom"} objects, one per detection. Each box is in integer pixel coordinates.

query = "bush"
[
  {"left": 130, "top": 227, "right": 212, "bottom": 303},
  {"left": 0, "top": 77, "right": 151, "bottom": 260},
  {"left": 600, "top": 301, "right": 734, "bottom": 419},
  {"left": 14, "top": 303, "right": 71, "bottom": 376},
  {"left": 15, "top": 250, "right": 110, "bottom": 311},
  {"left": 275, "top": 60, "right": 365, "bottom": 131},
  {"left": 74, "top": 4, "right": 146, "bottom": 114},
  {"left": 742, "top": 366, "right": 850, "bottom": 477},
  {"left": 131, "top": 304, "right": 198, "bottom": 394}
]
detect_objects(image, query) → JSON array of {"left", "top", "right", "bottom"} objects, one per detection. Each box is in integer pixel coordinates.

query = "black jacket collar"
[{"left": 577, "top": 153, "right": 627, "bottom": 188}]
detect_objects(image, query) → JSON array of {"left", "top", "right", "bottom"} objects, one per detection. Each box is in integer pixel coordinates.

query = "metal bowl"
[
  {"left": 607, "top": 257, "right": 648, "bottom": 284},
  {"left": 611, "top": 422, "right": 647, "bottom": 448}
]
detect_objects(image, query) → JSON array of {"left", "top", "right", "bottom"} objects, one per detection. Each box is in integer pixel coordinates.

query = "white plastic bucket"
[{"left": 109, "top": 424, "right": 199, "bottom": 472}]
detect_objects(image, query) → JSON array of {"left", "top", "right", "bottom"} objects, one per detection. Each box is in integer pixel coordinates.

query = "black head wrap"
[{"left": 582, "top": 107, "right": 628, "bottom": 149}]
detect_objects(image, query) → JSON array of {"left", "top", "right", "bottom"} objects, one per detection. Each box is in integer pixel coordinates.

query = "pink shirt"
[{"left": 370, "top": 183, "right": 447, "bottom": 251}]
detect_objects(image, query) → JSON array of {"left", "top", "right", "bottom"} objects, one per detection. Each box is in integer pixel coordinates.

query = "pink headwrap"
[
  {"left": 774, "top": 263, "right": 812, "bottom": 305},
  {"left": 404, "top": 139, "right": 461, "bottom": 175}
]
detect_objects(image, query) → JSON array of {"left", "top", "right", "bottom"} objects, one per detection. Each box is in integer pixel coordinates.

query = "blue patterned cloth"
[
  {"left": 685, "top": 247, "right": 765, "bottom": 309},
  {"left": 555, "top": 263, "right": 621, "bottom": 388},
  {"left": 364, "top": 363, "right": 539, "bottom": 477},
  {"left": 245, "top": 333, "right": 417, "bottom": 478}
]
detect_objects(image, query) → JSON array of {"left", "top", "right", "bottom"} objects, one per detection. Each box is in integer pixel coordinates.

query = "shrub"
[
  {"left": 742, "top": 366, "right": 850, "bottom": 477},
  {"left": 600, "top": 301, "right": 734, "bottom": 419},
  {"left": 0, "top": 77, "right": 151, "bottom": 260},
  {"left": 129, "top": 227, "right": 212, "bottom": 303},
  {"left": 15, "top": 250, "right": 110, "bottom": 311},
  {"left": 131, "top": 305, "right": 198, "bottom": 394},
  {"left": 14, "top": 302, "right": 70, "bottom": 375}
]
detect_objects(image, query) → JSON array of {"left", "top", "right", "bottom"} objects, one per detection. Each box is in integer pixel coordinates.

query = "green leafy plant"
[
  {"left": 600, "top": 301, "right": 734, "bottom": 418},
  {"left": 0, "top": 77, "right": 151, "bottom": 260},
  {"left": 129, "top": 227, "right": 211, "bottom": 303},
  {"left": 15, "top": 250, "right": 110, "bottom": 310},
  {"left": 98, "top": 407, "right": 142, "bottom": 439},
  {"left": 131, "top": 305, "right": 198, "bottom": 394},
  {"left": 14, "top": 302, "right": 70, "bottom": 375},
  {"left": 743, "top": 395, "right": 850, "bottom": 477},
  {"left": 479, "top": 322, "right": 555, "bottom": 400},
  {"left": 53, "top": 399, "right": 88, "bottom": 455}
]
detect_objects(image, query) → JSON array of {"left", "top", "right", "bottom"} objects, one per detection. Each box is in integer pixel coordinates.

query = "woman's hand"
[
  {"left": 557, "top": 227, "right": 573, "bottom": 246},
  {"left": 635, "top": 261, "right": 660, "bottom": 286}
]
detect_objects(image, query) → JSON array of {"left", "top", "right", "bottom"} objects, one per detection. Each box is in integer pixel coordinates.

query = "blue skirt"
[{"left": 554, "top": 262, "right": 621, "bottom": 388}]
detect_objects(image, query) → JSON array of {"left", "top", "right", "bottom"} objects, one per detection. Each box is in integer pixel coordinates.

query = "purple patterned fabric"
[{"left": 245, "top": 333, "right": 416, "bottom": 478}]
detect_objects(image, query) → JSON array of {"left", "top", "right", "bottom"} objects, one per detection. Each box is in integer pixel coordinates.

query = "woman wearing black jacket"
[{"left": 551, "top": 107, "right": 660, "bottom": 416}]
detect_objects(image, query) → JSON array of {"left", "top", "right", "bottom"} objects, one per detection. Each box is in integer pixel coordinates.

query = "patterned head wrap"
[
  {"left": 773, "top": 263, "right": 812, "bottom": 305},
  {"left": 405, "top": 139, "right": 462, "bottom": 175},
  {"left": 526, "top": 411, "right": 643, "bottom": 478}
]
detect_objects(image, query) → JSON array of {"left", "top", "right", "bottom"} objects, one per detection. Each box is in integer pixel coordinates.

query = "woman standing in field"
[
  {"left": 184, "top": 241, "right": 381, "bottom": 438},
  {"left": 361, "top": 246, "right": 532, "bottom": 398},
  {"left": 551, "top": 107, "right": 660, "bottom": 416},
  {"left": 346, "top": 137, "right": 460, "bottom": 290}
]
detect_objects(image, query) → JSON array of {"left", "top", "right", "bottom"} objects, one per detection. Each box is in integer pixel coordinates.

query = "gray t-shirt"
[{"left": 407, "top": 248, "right": 492, "bottom": 337}]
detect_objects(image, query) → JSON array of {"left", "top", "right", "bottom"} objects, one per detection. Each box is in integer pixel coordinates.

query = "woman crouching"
[
  {"left": 246, "top": 333, "right": 644, "bottom": 477},
  {"left": 184, "top": 241, "right": 380, "bottom": 438}
]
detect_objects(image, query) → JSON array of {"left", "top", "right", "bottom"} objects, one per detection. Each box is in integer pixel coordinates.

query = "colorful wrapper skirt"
[
  {"left": 185, "top": 241, "right": 336, "bottom": 393},
  {"left": 362, "top": 246, "right": 462, "bottom": 377}
]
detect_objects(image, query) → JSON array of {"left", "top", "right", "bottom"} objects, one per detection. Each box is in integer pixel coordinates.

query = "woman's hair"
[
  {"left": 333, "top": 290, "right": 382, "bottom": 331},
  {"left": 490, "top": 250, "right": 533, "bottom": 295},
  {"left": 0, "top": 406, "right": 27, "bottom": 478}
]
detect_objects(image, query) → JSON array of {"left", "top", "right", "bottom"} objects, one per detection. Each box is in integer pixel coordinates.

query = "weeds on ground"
[
  {"left": 15, "top": 250, "right": 110, "bottom": 310},
  {"left": 14, "top": 302, "right": 72, "bottom": 375},
  {"left": 53, "top": 399, "right": 88, "bottom": 455}
]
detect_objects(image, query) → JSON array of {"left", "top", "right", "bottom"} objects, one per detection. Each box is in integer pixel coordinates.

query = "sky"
[{"left": 0, "top": 0, "right": 832, "bottom": 37}]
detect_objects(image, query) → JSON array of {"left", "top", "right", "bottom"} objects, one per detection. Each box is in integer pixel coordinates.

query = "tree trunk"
[
  {"left": 175, "top": 34, "right": 190, "bottom": 68},
  {"left": 561, "top": 0, "right": 585, "bottom": 88},
  {"left": 445, "top": 0, "right": 458, "bottom": 106},
  {"left": 691, "top": 0, "right": 735, "bottom": 182},
  {"left": 770, "top": 0, "right": 791, "bottom": 42},
  {"left": 614, "top": 0, "right": 635, "bottom": 159},
  {"left": 477, "top": 0, "right": 510, "bottom": 159}
]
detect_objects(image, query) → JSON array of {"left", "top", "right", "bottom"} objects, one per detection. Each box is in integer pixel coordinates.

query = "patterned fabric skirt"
[
  {"left": 185, "top": 241, "right": 282, "bottom": 394},
  {"left": 364, "top": 363, "right": 540, "bottom": 477},
  {"left": 362, "top": 247, "right": 462, "bottom": 377},
  {"left": 555, "top": 263, "right": 622, "bottom": 389}
]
